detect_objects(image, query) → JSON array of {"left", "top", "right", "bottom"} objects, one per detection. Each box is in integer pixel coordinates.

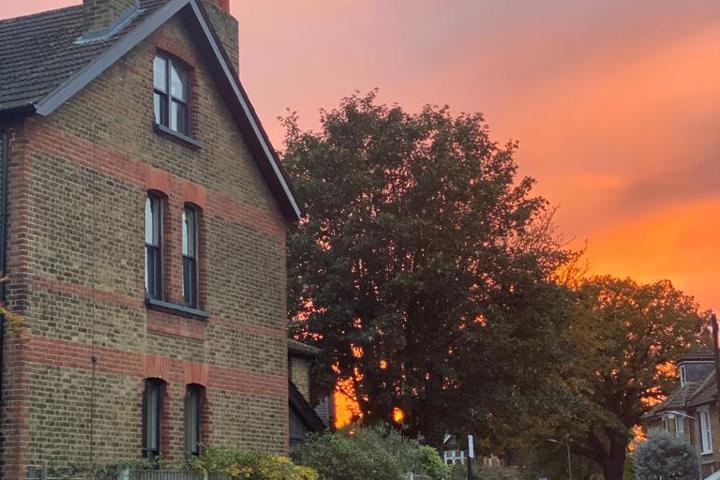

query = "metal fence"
[{"left": 25, "top": 469, "right": 229, "bottom": 480}]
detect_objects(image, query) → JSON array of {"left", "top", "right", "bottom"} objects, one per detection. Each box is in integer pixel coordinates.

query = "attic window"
[
  {"left": 679, "top": 365, "right": 687, "bottom": 387},
  {"left": 154, "top": 55, "right": 189, "bottom": 135}
]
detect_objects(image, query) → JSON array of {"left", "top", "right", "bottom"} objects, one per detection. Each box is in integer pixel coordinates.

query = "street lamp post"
[{"left": 548, "top": 439, "right": 572, "bottom": 480}]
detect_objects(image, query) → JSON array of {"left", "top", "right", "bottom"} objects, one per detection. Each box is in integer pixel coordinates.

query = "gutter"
[{"left": 0, "top": 129, "right": 8, "bottom": 421}]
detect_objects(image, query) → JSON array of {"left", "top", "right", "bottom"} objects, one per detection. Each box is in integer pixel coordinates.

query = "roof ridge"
[{"left": 0, "top": 5, "right": 82, "bottom": 26}]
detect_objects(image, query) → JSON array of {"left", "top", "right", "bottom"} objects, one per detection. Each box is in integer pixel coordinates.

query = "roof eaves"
[
  {"left": 32, "top": 0, "right": 302, "bottom": 222},
  {"left": 35, "top": 0, "right": 188, "bottom": 117}
]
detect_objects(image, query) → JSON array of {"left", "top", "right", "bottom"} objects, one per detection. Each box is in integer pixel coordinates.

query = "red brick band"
[
  {"left": 25, "top": 335, "right": 287, "bottom": 398},
  {"left": 24, "top": 120, "right": 286, "bottom": 241}
]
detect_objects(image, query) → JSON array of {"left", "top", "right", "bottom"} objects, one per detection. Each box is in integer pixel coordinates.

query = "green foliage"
[
  {"left": 416, "top": 445, "right": 451, "bottom": 480},
  {"left": 283, "top": 90, "right": 574, "bottom": 445},
  {"left": 538, "top": 277, "right": 707, "bottom": 479},
  {"left": 633, "top": 432, "right": 698, "bottom": 480},
  {"left": 188, "top": 447, "right": 318, "bottom": 480},
  {"left": 292, "top": 426, "right": 448, "bottom": 480}
]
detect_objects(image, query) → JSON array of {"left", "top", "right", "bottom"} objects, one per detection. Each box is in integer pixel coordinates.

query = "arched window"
[
  {"left": 182, "top": 205, "right": 200, "bottom": 308},
  {"left": 142, "top": 378, "right": 165, "bottom": 458},
  {"left": 154, "top": 55, "right": 189, "bottom": 135},
  {"left": 145, "top": 193, "right": 163, "bottom": 300},
  {"left": 184, "top": 384, "right": 204, "bottom": 456}
]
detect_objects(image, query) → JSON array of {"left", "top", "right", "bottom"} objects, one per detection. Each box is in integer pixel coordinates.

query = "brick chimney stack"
[
  {"left": 83, "top": 0, "right": 139, "bottom": 34},
  {"left": 201, "top": 0, "right": 239, "bottom": 73}
]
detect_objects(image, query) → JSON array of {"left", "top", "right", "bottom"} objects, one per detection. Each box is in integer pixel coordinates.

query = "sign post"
[{"left": 467, "top": 435, "right": 474, "bottom": 480}]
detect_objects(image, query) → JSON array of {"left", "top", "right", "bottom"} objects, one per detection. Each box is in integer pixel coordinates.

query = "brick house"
[
  {"left": 642, "top": 348, "right": 720, "bottom": 478},
  {"left": 0, "top": 0, "right": 310, "bottom": 476}
]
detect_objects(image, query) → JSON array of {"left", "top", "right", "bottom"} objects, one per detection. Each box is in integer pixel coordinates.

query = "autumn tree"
[
  {"left": 543, "top": 277, "right": 706, "bottom": 480},
  {"left": 282, "top": 91, "right": 573, "bottom": 445}
]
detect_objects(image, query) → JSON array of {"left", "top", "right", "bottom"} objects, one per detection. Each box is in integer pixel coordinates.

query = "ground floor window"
[{"left": 143, "top": 379, "right": 165, "bottom": 458}]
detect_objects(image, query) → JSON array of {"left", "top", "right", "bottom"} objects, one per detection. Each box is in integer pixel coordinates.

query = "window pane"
[
  {"left": 171, "top": 63, "right": 187, "bottom": 101},
  {"left": 154, "top": 92, "right": 168, "bottom": 126},
  {"left": 170, "top": 101, "right": 188, "bottom": 134},
  {"left": 184, "top": 387, "right": 201, "bottom": 455},
  {"left": 182, "top": 208, "right": 195, "bottom": 257},
  {"left": 145, "top": 197, "right": 154, "bottom": 244},
  {"left": 153, "top": 56, "right": 167, "bottom": 92},
  {"left": 144, "top": 381, "right": 161, "bottom": 457}
]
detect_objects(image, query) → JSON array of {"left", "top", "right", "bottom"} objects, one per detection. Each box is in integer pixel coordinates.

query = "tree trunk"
[{"left": 602, "top": 441, "right": 626, "bottom": 480}]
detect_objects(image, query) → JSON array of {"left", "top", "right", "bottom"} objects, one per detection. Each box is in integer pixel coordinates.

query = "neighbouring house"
[
  {"left": 641, "top": 348, "right": 720, "bottom": 478},
  {"left": 440, "top": 434, "right": 505, "bottom": 467},
  {"left": 288, "top": 339, "right": 328, "bottom": 447},
  {"left": 0, "top": 0, "right": 305, "bottom": 477}
]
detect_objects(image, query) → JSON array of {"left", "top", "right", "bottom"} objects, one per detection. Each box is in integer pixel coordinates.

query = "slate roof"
[
  {"left": 0, "top": 0, "right": 165, "bottom": 112},
  {"left": 679, "top": 347, "right": 716, "bottom": 363},
  {"left": 0, "top": 0, "right": 302, "bottom": 220},
  {"left": 643, "top": 370, "right": 719, "bottom": 421},
  {"left": 288, "top": 339, "right": 321, "bottom": 358}
]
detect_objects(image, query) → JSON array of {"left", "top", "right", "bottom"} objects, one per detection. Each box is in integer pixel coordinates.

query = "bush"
[
  {"left": 292, "top": 426, "right": 449, "bottom": 480},
  {"left": 634, "top": 431, "right": 698, "bottom": 480},
  {"left": 188, "top": 447, "right": 318, "bottom": 480},
  {"left": 417, "top": 445, "right": 451, "bottom": 480},
  {"left": 292, "top": 427, "right": 401, "bottom": 480}
]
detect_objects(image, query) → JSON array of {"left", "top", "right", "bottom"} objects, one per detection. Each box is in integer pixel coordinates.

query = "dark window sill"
[
  {"left": 154, "top": 123, "right": 202, "bottom": 150},
  {"left": 146, "top": 297, "right": 210, "bottom": 320}
]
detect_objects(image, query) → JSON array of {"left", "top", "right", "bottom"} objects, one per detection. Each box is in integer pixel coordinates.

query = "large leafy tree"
[
  {"left": 282, "top": 91, "right": 573, "bottom": 445},
  {"left": 544, "top": 276, "right": 707, "bottom": 480}
]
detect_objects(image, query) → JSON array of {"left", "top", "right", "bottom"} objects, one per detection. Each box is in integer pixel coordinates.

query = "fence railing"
[{"left": 26, "top": 469, "right": 229, "bottom": 480}]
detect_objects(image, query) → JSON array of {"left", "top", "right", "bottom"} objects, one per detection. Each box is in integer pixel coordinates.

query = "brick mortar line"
[
  {"left": 29, "top": 275, "right": 287, "bottom": 340},
  {"left": 26, "top": 335, "right": 288, "bottom": 399},
  {"left": 25, "top": 120, "right": 286, "bottom": 242}
]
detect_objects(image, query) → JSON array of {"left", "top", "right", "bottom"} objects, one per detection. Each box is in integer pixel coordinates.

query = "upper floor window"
[
  {"left": 154, "top": 55, "right": 189, "bottom": 135},
  {"left": 145, "top": 193, "right": 163, "bottom": 300},
  {"left": 679, "top": 365, "right": 687, "bottom": 387},
  {"left": 184, "top": 384, "right": 204, "bottom": 456},
  {"left": 182, "top": 205, "right": 199, "bottom": 308},
  {"left": 142, "top": 379, "right": 165, "bottom": 458}
]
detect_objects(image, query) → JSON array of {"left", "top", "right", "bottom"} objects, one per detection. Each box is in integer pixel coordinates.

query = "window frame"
[
  {"left": 680, "top": 365, "right": 687, "bottom": 387},
  {"left": 184, "top": 384, "right": 204, "bottom": 457},
  {"left": 700, "top": 408, "right": 713, "bottom": 454},
  {"left": 153, "top": 54, "right": 190, "bottom": 136},
  {"left": 145, "top": 193, "right": 163, "bottom": 301},
  {"left": 675, "top": 416, "right": 685, "bottom": 438},
  {"left": 142, "top": 379, "right": 164, "bottom": 459},
  {"left": 182, "top": 205, "right": 200, "bottom": 308}
]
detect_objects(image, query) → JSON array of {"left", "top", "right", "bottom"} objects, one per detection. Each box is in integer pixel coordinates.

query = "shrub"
[
  {"left": 634, "top": 431, "right": 698, "bottom": 480},
  {"left": 188, "top": 447, "right": 318, "bottom": 480},
  {"left": 292, "top": 426, "right": 448, "bottom": 480},
  {"left": 292, "top": 427, "right": 401, "bottom": 480},
  {"left": 416, "top": 445, "right": 451, "bottom": 480}
]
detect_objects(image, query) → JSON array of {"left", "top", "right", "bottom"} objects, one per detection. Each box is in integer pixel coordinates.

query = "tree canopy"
[
  {"left": 282, "top": 91, "right": 573, "bottom": 445},
  {"left": 542, "top": 276, "right": 707, "bottom": 480}
]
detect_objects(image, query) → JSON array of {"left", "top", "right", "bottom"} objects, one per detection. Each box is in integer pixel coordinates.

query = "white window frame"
[
  {"left": 699, "top": 407, "right": 713, "bottom": 454},
  {"left": 675, "top": 416, "right": 685, "bottom": 437},
  {"left": 680, "top": 365, "right": 687, "bottom": 387},
  {"left": 662, "top": 416, "right": 670, "bottom": 432},
  {"left": 443, "top": 450, "right": 465, "bottom": 465}
]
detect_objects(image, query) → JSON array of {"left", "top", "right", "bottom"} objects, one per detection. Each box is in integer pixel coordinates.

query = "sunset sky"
[{"left": 4, "top": 0, "right": 720, "bottom": 309}]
